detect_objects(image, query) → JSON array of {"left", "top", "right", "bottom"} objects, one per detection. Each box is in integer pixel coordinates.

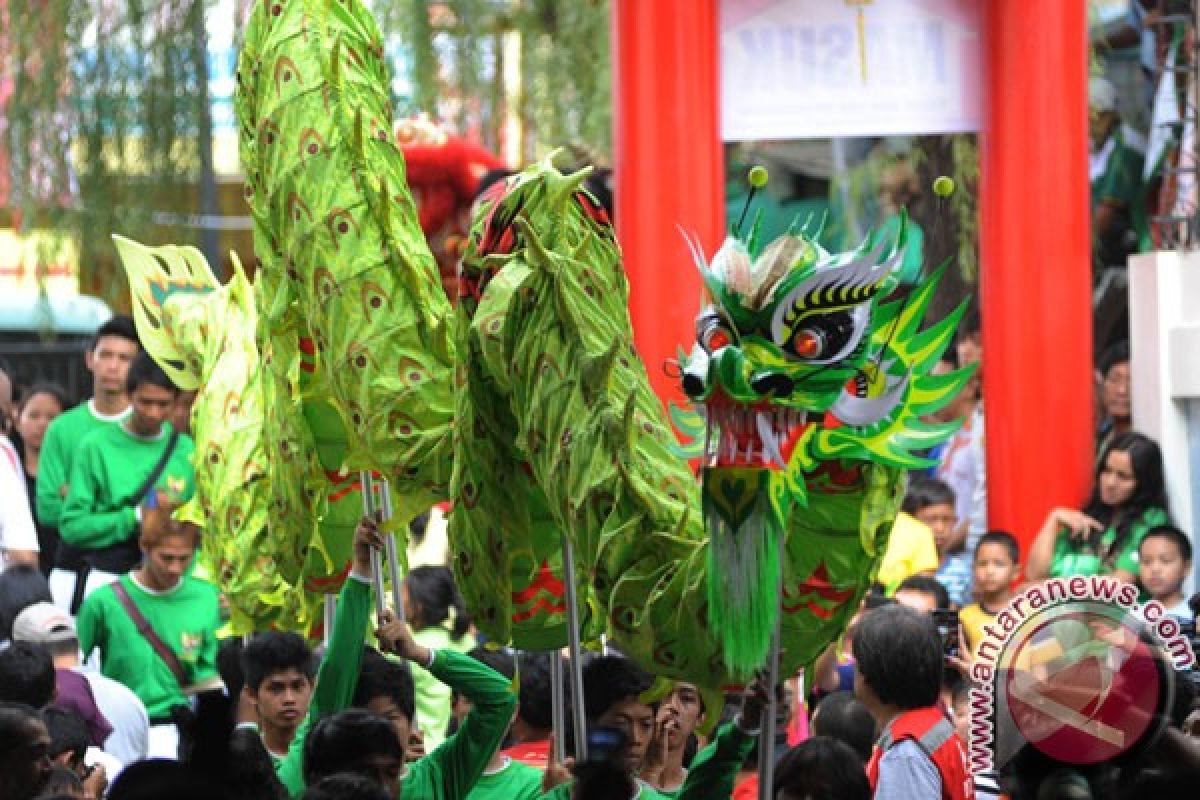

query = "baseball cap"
[{"left": 11, "top": 602, "right": 77, "bottom": 644}]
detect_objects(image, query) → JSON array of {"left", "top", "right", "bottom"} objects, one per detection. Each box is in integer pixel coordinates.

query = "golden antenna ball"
[
  {"left": 748, "top": 166, "right": 769, "bottom": 188},
  {"left": 932, "top": 175, "right": 955, "bottom": 197}
]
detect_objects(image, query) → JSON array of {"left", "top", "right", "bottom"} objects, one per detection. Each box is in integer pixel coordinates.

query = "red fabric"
[
  {"left": 732, "top": 774, "right": 758, "bottom": 800},
  {"left": 866, "top": 707, "right": 974, "bottom": 800},
  {"left": 502, "top": 738, "right": 551, "bottom": 768}
]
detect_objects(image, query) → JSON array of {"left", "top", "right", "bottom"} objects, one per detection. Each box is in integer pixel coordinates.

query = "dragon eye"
[
  {"left": 791, "top": 329, "right": 823, "bottom": 359},
  {"left": 781, "top": 311, "right": 857, "bottom": 362},
  {"left": 704, "top": 327, "right": 732, "bottom": 352}
]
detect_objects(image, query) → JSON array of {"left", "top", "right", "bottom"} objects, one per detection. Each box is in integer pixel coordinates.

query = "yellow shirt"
[
  {"left": 876, "top": 511, "right": 939, "bottom": 594},
  {"left": 960, "top": 602, "right": 995, "bottom": 653}
]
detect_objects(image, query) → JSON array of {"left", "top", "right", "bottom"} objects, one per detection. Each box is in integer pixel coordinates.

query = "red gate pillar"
[
  {"left": 612, "top": 0, "right": 724, "bottom": 406},
  {"left": 980, "top": 1, "right": 1093, "bottom": 558}
]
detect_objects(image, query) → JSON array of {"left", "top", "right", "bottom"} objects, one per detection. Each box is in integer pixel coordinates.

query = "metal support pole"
[
  {"left": 360, "top": 471, "right": 386, "bottom": 620},
  {"left": 757, "top": 536, "right": 785, "bottom": 800},
  {"left": 560, "top": 534, "right": 588, "bottom": 761},
  {"left": 323, "top": 594, "right": 336, "bottom": 649},
  {"left": 378, "top": 478, "right": 406, "bottom": 621},
  {"left": 549, "top": 649, "right": 567, "bottom": 759}
]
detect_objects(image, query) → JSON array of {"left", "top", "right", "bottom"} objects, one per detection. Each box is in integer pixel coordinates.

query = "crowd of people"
[{"left": 0, "top": 302, "right": 1198, "bottom": 800}]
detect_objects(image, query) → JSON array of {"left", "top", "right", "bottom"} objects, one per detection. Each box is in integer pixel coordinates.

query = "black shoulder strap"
[
  {"left": 111, "top": 580, "right": 189, "bottom": 687},
  {"left": 132, "top": 430, "right": 180, "bottom": 507}
]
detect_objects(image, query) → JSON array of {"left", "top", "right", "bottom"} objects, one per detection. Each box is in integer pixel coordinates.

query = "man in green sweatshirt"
[
  {"left": 276, "top": 516, "right": 518, "bottom": 799},
  {"left": 75, "top": 511, "right": 221, "bottom": 759},
  {"left": 55, "top": 352, "right": 194, "bottom": 610},
  {"left": 38, "top": 315, "right": 138, "bottom": 590}
]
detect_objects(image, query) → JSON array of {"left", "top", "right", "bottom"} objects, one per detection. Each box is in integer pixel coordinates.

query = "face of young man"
[
  {"left": 87, "top": 336, "right": 139, "bottom": 398},
  {"left": 0, "top": 718, "right": 52, "bottom": 800},
  {"left": 141, "top": 535, "right": 195, "bottom": 591},
  {"left": 595, "top": 696, "right": 656, "bottom": 774},
  {"left": 366, "top": 695, "right": 412, "bottom": 764},
  {"left": 252, "top": 668, "right": 314, "bottom": 737},
  {"left": 129, "top": 383, "right": 177, "bottom": 437},
  {"left": 662, "top": 683, "right": 705, "bottom": 750}
]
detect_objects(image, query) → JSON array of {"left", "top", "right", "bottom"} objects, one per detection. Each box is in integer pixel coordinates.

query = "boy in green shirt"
[
  {"left": 57, "top": 351, "right": 195, "bottom": 610},
  {"left": 451, "top": 648, "right": 542, "bottom": 800},
  {"left": 277, "top": 514, "right": 518, "bottom": 800},
  {"left": 76, "top": 510, "right": 221, "bottom": 759},
  {"left": 38, "top": 316, "right": 138, "bottom": 579},
  {"left": 539, "top": 656, "right": 766, "bottom": 800}
]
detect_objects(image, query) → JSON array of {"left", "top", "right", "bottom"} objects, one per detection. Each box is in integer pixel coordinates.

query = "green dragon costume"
[{"left": 113, "top": 0, "right": 968, "bottom": 684}]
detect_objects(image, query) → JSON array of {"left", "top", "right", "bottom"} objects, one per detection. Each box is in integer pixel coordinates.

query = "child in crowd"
[
  {"left": 959, "top": 531, "right": 1021, "bottom": 653},
  {"left": 1138, "top": 525, "right": 1194, "bottom": 620},
  {"left": 903, "top": 477, "right": 971, "bottom": 607}
]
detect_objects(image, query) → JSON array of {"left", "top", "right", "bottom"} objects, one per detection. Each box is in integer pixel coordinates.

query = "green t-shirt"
[
  {"left": 60, "top": 423, "right": 195, "bottom": 551},
  {"left": 35, "top": 400, "right": 130, "bottom": 529},
  {"left": 76, "top": 573, "right": 220, "bottom": 719},
  {"left": 466, "top": 756, "right": 543, "bottom": 800},
  {"left": 539, "top": 720, "right": 755, "bottom": 800},
  {"left": 1049, "top": 506, "right": 1169, "bottom": 577},
  {"left": 412, "top": 625, "right": 477, "bottom": 750}
]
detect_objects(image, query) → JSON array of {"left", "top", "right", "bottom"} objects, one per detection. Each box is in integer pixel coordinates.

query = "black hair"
[
  {"left": 92, "top": 314, "right": 140, "bottom": 352},
  {"left": 0, "top": 565, "right": 52, "bottom": 641},
  {"left": 41, "top": 706, "right": 89, "bottom": 765},
  {"left": 302, "top": 709, "right": 404, "bottom": 785},
  {"left": 976, "top": 530, "right": 1020, "bottom": 564},
  {"left": 217, "top": 638, "right": 246, "bottom": 702},
  {"left": 0, "top": 702, "right": 42, "bottom": 753},
  {"left": 774, "top": 736, "right": 872, "bottom": 800},
  {"left": 107, "top": 759, "right": 220, "bottom": 800},
  {"left": 1098, "top": 339, "right": 1130, "bottom": 377},
  {"left": 352, "top": 648, "right": 415, "bottom": 722},
  {"left": 582, "top": 655, "right": 654, "bottom": 721},
  {"left": 17, "top": 382, "right": 68, "bottom": 414},
  {"left": 226, "top": 726, "right": 288, "bottom": 800},
  {"left": 902, "top": 475, "right": 957, "bottom": 515},
  {"left": 302, "top": 773, "right": 392, "bottom": 800},
  {"left": 810, "top": 691, "right": 877, "bottom": 763},
  {"left": 242, "top": 632, "right": 316, "bottom": 691},
  {"left": 40, "top": 765, "right": 84, "bottom": 797},
  {"left": 895, "top": 574, "right": 950, "bottom": 610},
  {"left": 1085, "top": 431, "right": 1169, "bottom": 569},
  {"left": 125, "top": 350, "right": 179, "bottom": 396},
  {"left": 0, "top": 641, "right": 55, "bottom": 708},
  {"left": 852, "top": 605, "right": 943, "bottom": 710},
  {"left": 516, "top": 652, "right": 554, "bottom": 733},
  {"left": 1139, "top": 525, "right": 1193, "bottom": 563},
  {"left": 405, "top": 566, "right": 471, "bottom": 640},
  {"left": 467, "top": 646, "right": 514, "bottom": 680}
]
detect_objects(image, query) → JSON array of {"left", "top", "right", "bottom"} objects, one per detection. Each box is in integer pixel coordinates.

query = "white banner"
[{"left": 721, "top": 0, "right": 984, "bottom": 141}]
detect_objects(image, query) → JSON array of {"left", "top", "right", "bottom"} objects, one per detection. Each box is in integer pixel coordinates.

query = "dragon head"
[{"left": 675, "top": 208, "right": 971, "bottom": 673}]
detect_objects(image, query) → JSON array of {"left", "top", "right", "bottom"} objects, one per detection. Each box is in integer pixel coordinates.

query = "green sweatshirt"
[
  {"left": 277, "top": 575, "right": 373, "bottom": 795},
  {"left": 76, "top": 573, "right": 221, "bottom": 719},
  {"left": 279, "top": 590, "right": 517, "bottom": 800},
  {"left": 60, "top": 423, "right": 195, "bottom": 551},
  {"left": 539, "top": 720, "right": 756, "bottom": 800},
  {"left": 35, "top": 400, "right": 130, "bottom": 529},
  {"left": 467, "top": 757, "right": 543, "bottom": 800}
]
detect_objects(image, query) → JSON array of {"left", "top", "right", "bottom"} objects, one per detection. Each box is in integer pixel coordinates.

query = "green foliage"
[
  {"left": 4, "top": 0, "right": 213, "bottom": 309},
  {"left": 371, "top": 0, "right": 611, "bottom": 161}
]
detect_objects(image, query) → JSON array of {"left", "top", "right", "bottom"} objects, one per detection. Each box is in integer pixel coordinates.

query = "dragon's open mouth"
[{"left": 698, "top": 402, "right": 811, "bottom": 469}]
